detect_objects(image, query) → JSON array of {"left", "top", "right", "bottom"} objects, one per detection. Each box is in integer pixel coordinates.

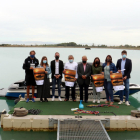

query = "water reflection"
[{"left": 0, "top": 128, "right": 57, "bottom": 140}]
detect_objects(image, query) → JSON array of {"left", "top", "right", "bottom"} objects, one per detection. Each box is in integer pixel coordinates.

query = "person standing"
[
  {"left": 91, "top": 57, "right": 102, "bottom": 103},
  {"left": 77, "top": 56, "right": 91, "bottom": 103},
  {"left": 50, "top": 52, "right": 64, "bottom": 101},
  {"left": 23, "top": 50, "right": 39, "bottom": 103},
  {"left": 102, "top": 55, "right": 117, "bottom": 105},
  {"left": 37, "top": 56, "right": 51, "bottom": 102},
  {"left": 116, "top": 50, "right": 132, "bottom": 106},
  {"left": 63, "top": 55, "right": 78, "bottom": 101}
]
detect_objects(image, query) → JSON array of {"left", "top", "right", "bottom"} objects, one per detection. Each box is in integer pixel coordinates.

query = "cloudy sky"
[{"left": 0, "top": 0, "right": 140, "bottom": 45}]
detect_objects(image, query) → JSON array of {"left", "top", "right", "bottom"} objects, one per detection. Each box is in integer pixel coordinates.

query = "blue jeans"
[
  {"left": 120, "top": 78, "right": 129, "bottom": 101},
  {"left": 52, "top": 77, "right": 61, "bottom": 96},
  {"left": 104, "top": 79, "right": 114, "bottom": 102}
]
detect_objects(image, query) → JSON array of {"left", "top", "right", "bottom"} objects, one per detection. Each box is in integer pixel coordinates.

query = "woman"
[
  {"left": 91, "top": 57, "right": 102, "bottom": 103},
  {"left": 37, "top": 56, "right": 51, "bottom": 102},
  {"left": 102, "top": 55, "right": 117, "bottom": 105}
]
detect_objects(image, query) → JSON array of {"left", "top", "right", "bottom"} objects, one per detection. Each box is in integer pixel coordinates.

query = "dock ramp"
[{"left": 57, "top": 119, "right": 111, "bottom": 140}]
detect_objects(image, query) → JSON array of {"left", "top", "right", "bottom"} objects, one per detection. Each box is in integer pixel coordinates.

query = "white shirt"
[
  {"left": 121, "top": 59, "right": 126, "bottom": 75},
  {"left": 64, "top": 61, "right": 78, "bottom": 87},
  {"left": 55, "top": 61, "right": 59, "bottom": 74}
]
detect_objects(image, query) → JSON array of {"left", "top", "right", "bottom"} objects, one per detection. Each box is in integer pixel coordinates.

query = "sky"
[{"left": 0, "top": 0, "right": 140, "bottom": 45}]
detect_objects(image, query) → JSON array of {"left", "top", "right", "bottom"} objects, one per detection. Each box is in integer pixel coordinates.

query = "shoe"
[
  {"left": 52, "top": 96, "right": 55, "bottom": 101},
  {"left": 110, "top": 102, "right": 113, "bottom": 105},
  {"left": 85, "top": 100, "right": 88, "bottom": 103},
  {"left": 73, "top": 99, "right": 76, "bottom": 102},
  {"left": 40, "top": 98, "right": 44, "bottom": 102},
  {"left": 125, "top": 101, "right": 130, "bottom": 106},
  {"left": 92, "top": 100, "right": 96, "bottom": 103},
  {"left": 105, "top": 101, "right": 109, "bottom": 104},
  {"left": 59, "top": 96, "right": 62, "bottom": 101},
  {"left": 44, "top": 98, "right": 48, "bottom": 102},
  {"left": 97, "top": 100, "right": 100, "bottom": 104},
  {"left": 64, "top": 99, "right": 69, "bottom": 101},
  {"left": 32, "top": 98, "right": 35, "bottom": 102},
  {"left": 26, "top": 98, "right": 29, "bottom": 103},
  {"left": 118, "top": 101, "right": 123, "bottom": 105}
]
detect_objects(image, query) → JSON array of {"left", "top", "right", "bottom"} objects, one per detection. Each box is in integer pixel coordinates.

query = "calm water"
[{"left": 0, "top": 47, "right": 140, "bottom": 140}]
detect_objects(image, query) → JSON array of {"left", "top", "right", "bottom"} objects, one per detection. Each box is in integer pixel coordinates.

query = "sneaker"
[
  {"left": 125, "top": 101, "right": 130, "bottom": 106},
  {"left": 92, "top": 100, "right": 96, "bottom": 103},
  {"left": 52, "top": 96, "right": 55, "bottom": 101},
  {"left": 32, "top": 98, "right": 35, "bottom": 102},
  {"left": 59, "top": 96, "right": 62, "bottom": 101},
  {"left": 97, "top": 100, "right": 100, "bottom": 104},
  {"left": 118, "top": 101, "right": 123, "bottom": 105},
  {"left": 26, "top": 98, "right": 29, "bottom": 103}
]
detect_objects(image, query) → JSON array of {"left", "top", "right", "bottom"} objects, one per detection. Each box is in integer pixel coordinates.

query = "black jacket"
[
  {"left": 116, "top": 58, "right": 132, "bottom": 79},
  {"left": 77, "top": 63, "right": 91, "bottom": 86},
  {"left": 50, "top": 60, "right": 64, "bottom": 79},
  {"left": 23, "top": 56, "right": 39, "bottom": 76}
]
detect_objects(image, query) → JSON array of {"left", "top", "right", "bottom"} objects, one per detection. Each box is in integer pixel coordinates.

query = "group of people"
[{"left": 23, "top": 50, "right": 132, "bottom": 106}]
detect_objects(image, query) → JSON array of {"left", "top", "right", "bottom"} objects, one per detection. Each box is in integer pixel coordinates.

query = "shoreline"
[{"left": 0, "top": 46, "right": 140, "bottom": 50}]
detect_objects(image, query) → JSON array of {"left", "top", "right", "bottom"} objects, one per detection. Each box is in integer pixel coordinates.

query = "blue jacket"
[
  {"left": 37, "top": 65, "right": 51, "bottom": 78},
  {"left": 102, "top": 63, "right": 117, "bottom": 73}
]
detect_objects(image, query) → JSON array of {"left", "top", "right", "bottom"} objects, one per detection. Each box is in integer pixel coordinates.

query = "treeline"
[
  {"left": 0, "top": 44, "right": 11, "bottom": 46},
  {"left": 57, "top": 42, "right": 83, "bottom": 46},
  {"left": 0, "top": 42, "right": 140, "bottom": 48}
]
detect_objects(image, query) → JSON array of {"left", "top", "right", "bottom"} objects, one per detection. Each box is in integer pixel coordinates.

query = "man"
[
  {"left": 116, "top": 50, "right": 132, "bottom": 106},
  {"left": 63, "top": 55, "right": 78, "bottom": 101},
  {"left": 50, "top": 52, "right": 64, "bottom": 101},
  {"left": 77, "top": 56, "right": 91, "bottom": 103},
  {"left": 23, "top": 50, "right": 39, "bottom": 103}
]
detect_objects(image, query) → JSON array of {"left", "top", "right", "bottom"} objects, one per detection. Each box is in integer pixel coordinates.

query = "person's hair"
[
  {"left": 68, "top": 55, "right": 74, "bottom": 59},
  {"left": 55, "top": 52, "right": 60, "bottom": 55},
  {"left": 30, "top": 50, "right": 36, "bottom": 55},
  {"left": 82, "top": 55, "right": 87, "bottom": 59},
  {"left": 93, "top": 57, "right": 100, "bottom": 67},
  {"left": 40, "top": 56, "right": 49, "bottom": 66},
  {"left": 105, "top": 55, "right": 112, "bottom": 63},
  {"left": 121, "top": 50, "right": 127, "bottom": 54}
]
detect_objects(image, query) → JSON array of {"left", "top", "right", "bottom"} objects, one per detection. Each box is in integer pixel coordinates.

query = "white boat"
[{"left": 0, "top": 78, "right": 140, "bottom": 99}]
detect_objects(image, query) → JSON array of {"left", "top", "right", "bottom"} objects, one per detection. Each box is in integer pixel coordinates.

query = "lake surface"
[{"left": 0, "top": 47, "right": 140, "bottom": 139}]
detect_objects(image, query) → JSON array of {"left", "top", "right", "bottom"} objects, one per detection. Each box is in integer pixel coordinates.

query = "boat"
[
  {"left": 85, "top": 47, "right": 91, "bottom": 50},
  {"left": 0, "top": 78, "right": 140, "bottom": 99}
]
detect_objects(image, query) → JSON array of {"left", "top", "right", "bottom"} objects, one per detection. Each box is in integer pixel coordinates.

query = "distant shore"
[{"left": 0, "top": 46, "right": 140, "bottom": 50}]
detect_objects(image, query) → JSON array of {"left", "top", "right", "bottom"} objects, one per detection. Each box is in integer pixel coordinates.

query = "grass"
[{"left": 8, "top": 101, "right": 136, "bottom": 116}]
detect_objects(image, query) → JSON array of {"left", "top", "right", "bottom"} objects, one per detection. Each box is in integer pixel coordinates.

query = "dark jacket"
[
  {"left": 50, "top": 60, "right": 64, "bottom": 79},
  {"left": 102, "top": 63, "right": 117, "bottom": 73},
  {"left": 116, "top": 58, "right": 132, "bottom": 79},
  {"left": 23, "top": 56, "right": 39, "bottom": 75},
  {"left": 77, "top": 63, "right": 91, "bottom": 86}
]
